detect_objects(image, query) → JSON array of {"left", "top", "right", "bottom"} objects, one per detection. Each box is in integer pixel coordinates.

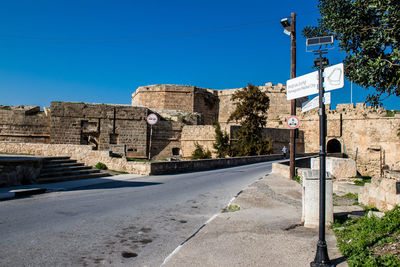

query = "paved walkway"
[{"left": 162, "top": 173, "right": 347, "bottom": 267}]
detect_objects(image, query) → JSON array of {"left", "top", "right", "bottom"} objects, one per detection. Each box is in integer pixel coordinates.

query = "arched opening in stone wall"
[
  {"left": 172, "top": 147, "right": 180, "bottom": 156},
  {"left": 327, "top": 139, "right": 341, "bottom": 153}
]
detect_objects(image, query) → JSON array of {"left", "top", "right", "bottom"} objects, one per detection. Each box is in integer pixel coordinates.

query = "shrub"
[
  {"left": 95, "top": 162, "right": 108, "bottom": 170},
  {"left": 191, "top": 142, "right": 212, "bottom": 160}
]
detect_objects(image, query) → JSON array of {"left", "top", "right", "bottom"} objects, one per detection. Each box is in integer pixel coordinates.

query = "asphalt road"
[{"left": 0, "top": 161, "right": 274, "bottom": 267}]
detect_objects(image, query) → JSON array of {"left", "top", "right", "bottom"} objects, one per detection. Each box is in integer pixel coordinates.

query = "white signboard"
[
  {"left": 301, "top": 92, "right": 331, "bottom": 113},
  {"left": 146, "top": 113, "right": 158, "bottom": 125},
  {"left": 286, "top": 71, "right": 318, "bottom": 100},
  {"left": 324, "top": 63, "right": 344, "bottom": 91},
  {"left": 286, "top": 63, "right": 344, "bottom": 100}
]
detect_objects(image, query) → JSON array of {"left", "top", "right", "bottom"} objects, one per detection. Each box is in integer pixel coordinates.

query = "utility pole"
[{"left": 289, "top": 12, "right": 297, "bottom": 179}]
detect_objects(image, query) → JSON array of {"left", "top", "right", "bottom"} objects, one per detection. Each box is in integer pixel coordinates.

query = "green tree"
[
  {"left": 303, "top": 0, "right": 400, "bottom": 106},
  {"left": 212, "top": 122, "right": 230, "bottom": 158},
  {"left": 228, "top": 84, "right": 272, "bottom": 156},
  {"left": 191, "top": 142, "right": 212, "bottom": 160}
]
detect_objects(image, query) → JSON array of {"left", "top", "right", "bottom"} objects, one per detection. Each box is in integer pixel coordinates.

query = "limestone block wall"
[
  {"left": 150, "top": 120, "right": 184, "bottom": 160},
  {"left": 132, "top": 85, "right": 195, "bottom": 113},
  {"left": 132, "top": 85, "right": 219, "bottom": 125},
  {"left": 181, "top": 124, "right": 303, "bottom": 158},
  {"left": 50, "top": 102, "right": 148, "bottom": 157},
  {"left": 359, "top": 171, "right": 400, "bottom": 211},
  {"left": 217, "top": 83, "right": 307, "bottom": 124},
  {"left": 181, "top": 125, "right": 216, "bottom": 158},
  {"left": 0, "top": 156, "right": 43, "bottom": 187},
  {"left": 0, "top": 106, "right": 50, "bottom": 143},
  {"left": 193, "top": 88, "right": 219, "bottom": 125},
  {"left": 299, "top": 103, "right": 400, "bottom": 177},
  {"left": 0, "top": 142, "right": 150, "bottom": 175}
]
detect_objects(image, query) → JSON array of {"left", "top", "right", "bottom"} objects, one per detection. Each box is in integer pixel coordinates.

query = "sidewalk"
[{"left": 162, "top": 173, "right": 347, "bottom": 267}]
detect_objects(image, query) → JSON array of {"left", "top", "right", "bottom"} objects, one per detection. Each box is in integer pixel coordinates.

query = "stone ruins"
[{"left": 1, "top": 82, "right": 399, "bottom": 179}]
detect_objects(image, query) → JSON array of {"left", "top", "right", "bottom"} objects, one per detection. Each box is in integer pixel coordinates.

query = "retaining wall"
[
  {"left": 0, "top": 156, "right": 43, "bottom": 187},
  {"left": 149, "top": 154, "right": 283, "bottom": 175},
  {"left": 0, "top": 142, "right": 150, "bottom": 175}
]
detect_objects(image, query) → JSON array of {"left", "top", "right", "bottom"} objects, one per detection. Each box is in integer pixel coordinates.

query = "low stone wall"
[
  {"left": 0, "top": 156, "right": 43, "bottom": 187},
  {"left": 359, "top": 170, "right": 400, "bottom": 211},
  {"left": 149, "top": 154, "right": 283, "bottom": 175},
  {"left": 271, "top": 155, "right": 317, "bottom": 178},
  {"left": 0, "top": 142, "right": 150, "bottom": 175},
  {"left": 311, "top": 157, "right": 357, "bottom": 179}
]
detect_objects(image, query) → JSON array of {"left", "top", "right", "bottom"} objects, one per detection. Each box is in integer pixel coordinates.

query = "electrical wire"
[{"left": 0, "top": 11, "right": 317, "bottom": 43}]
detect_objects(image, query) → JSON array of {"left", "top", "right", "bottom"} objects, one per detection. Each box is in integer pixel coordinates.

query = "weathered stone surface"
[
  {"left": 0, "top": 157, "right": 42, "bottom": 187},
  {"left": 0, "top": 142, "right": 151, "bottom": 175},
  {"left": 0, "top": 108, "right": 50, "bottom": 144},
  {"left": 359, "top": 176, "right": 400, "bottom": 211},
  {"left": 311, "top": 157, "right": 357, "bottom": 179}
]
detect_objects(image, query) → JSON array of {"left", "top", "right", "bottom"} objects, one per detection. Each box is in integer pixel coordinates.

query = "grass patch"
[
  {"left": 333, "top": 206, "right": 400, "bottom": 266},
  {"left": 352, "top": 175, "right": 372, "bottom": 186},
  {"left": 292, "top": 175, "right": 301, "bottom": 184},
  {"left": 222, "top": 204, "right": 241, "bottom": 213}
]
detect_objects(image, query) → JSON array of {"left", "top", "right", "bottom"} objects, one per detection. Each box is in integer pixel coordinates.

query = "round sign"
[
  {"left": 286, "top": 116, "right": 300, "bottom": 129},
  {"left": 146, "top": 113, "right": 158, "bottom": 125}
]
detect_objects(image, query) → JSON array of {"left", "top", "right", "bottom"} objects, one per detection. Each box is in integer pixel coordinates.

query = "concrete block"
[
  {"left": 302, "top": 170, "right": 333, "bottom": 228},
  {"left": 311, "top": 157, "right": 356, "bottom": 178}
]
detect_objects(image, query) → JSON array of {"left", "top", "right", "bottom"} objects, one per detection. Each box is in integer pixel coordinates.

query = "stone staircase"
[{"left": 37, "top": 157, "right": 111, "bottom": 184}]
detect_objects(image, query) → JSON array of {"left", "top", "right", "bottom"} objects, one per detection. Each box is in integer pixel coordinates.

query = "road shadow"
[
  {"left": 330, "top": 256, "right": 347, "bottom": 266},
  {"left": 65, "top": 180, "right": 162, "bottom": 191}
]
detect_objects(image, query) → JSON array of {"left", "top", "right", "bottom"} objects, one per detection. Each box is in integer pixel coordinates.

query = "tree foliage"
[
  {"left": 303, "top": 0, "right": 400, "bottom": 106},
  {"left": 213, "top": 122, "right": 230, "bottom": 158},
  {"left": 228, "top": 84, "right": 272, "bottom": 156},
  {"left": 191, "top": 142, "right": 212, "bottom": 160}
]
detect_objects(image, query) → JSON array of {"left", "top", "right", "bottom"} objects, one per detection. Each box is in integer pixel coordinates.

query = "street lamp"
[
  {"left": 281, "top": 13, "right": 296, "bottom": 180},
  {"left": 307, "top": 35, "right": 334, "bottom": 267}
]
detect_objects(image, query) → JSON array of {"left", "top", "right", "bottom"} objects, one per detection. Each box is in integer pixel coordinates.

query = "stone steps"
[{"left": 38, "top": 156, "right": 110, "bottom": 183}]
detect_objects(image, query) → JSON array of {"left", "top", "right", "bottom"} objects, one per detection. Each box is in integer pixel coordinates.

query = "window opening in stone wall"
[
  {"left": 327, "top": 139, "right": 341, "bottom": 153},
  {"left": 109, "top": 133, "right": 119, "bottom": 144},
  {"left": 172, "top": 147, "right": 180, "bottom": 156}
]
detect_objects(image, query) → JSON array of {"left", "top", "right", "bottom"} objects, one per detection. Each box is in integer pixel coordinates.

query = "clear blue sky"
[{"left": 0, "top": 0, "right": 398, "bottom": 110}]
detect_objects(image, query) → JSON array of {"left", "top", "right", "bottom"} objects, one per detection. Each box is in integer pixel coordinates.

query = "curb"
[{"left": 0, "top": 188, "right": 47, "bottom": 201}]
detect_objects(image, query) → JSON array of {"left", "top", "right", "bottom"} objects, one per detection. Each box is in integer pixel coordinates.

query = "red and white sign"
[
  {"left": 146, "top": 113, "right": 158, "bottom": 125},
  {"left": 287, "top": 116, "right": 300, "bottom": 129}
]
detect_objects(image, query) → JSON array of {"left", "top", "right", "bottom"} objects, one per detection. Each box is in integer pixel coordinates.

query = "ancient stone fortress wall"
[
  {"left": 131, "top": 83, "right": 298, "bottom": 126},
  {"left": 180, "top": 124, "right": 302, "bottom": 159},
  {"left": 299, "top": 103, "right": 400, "bottom": 177},
  {"left": 0, "top": 142, "right": 151, "bottom": 175},
  {"left": 0, "top": 105, "right": 50, "bottom": 144},
  {"left": 216, "top": 82, "right": 307, "bottom": 124},
  {"left": 50, "top": 102, "right": 149, "bottom": 158},
  {"left": 131, "top": 84, "right": 219, "bottom": 125}
]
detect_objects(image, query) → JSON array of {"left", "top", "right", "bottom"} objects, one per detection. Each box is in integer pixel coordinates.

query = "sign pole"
[
  {"left": 146, "top": 113, "right": 158, "bottom": 161},
  {"left": 289, "top": 12, "right": 297, "bottom": 180},
  {"left": 148, "top": 125, "right": 153, "bottom": 160},
  {"left": 311, "top": 49, "right": 331, "bottom": 267}
]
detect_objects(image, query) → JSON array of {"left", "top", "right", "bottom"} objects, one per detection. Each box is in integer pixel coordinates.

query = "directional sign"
[
  {"left": 286, "top": 71, "right": 318, "bottom": 100},
  {"left": 286, "top": 63, "right": 344, "bottom": 100},
  {"left": 146, "top": 113, "right": 158, "bottom": 125},
  {"left": 324, "top": 63, "right": 344, "bottom": 91},
  {"left": 287, "top": 116, "right": 300, "bottom": 129},
  {"left": 301, "top": 92, "right": 331, "bottom": 113}
]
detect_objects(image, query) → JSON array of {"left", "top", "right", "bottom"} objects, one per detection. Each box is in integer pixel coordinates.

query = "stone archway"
[{"left": 327, "top": 139, "right": 341, "bottom": 153}]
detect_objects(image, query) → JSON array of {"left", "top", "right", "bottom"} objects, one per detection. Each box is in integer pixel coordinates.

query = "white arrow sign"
[
  {"left": 286, "top": 71, "right": 318, "bottom": 100},
  {"left": 286, "top": 63, "right": 344, "bottom": 100},
  {"left": 301, "top": 92, "right": 331, "bottom": 113}
]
